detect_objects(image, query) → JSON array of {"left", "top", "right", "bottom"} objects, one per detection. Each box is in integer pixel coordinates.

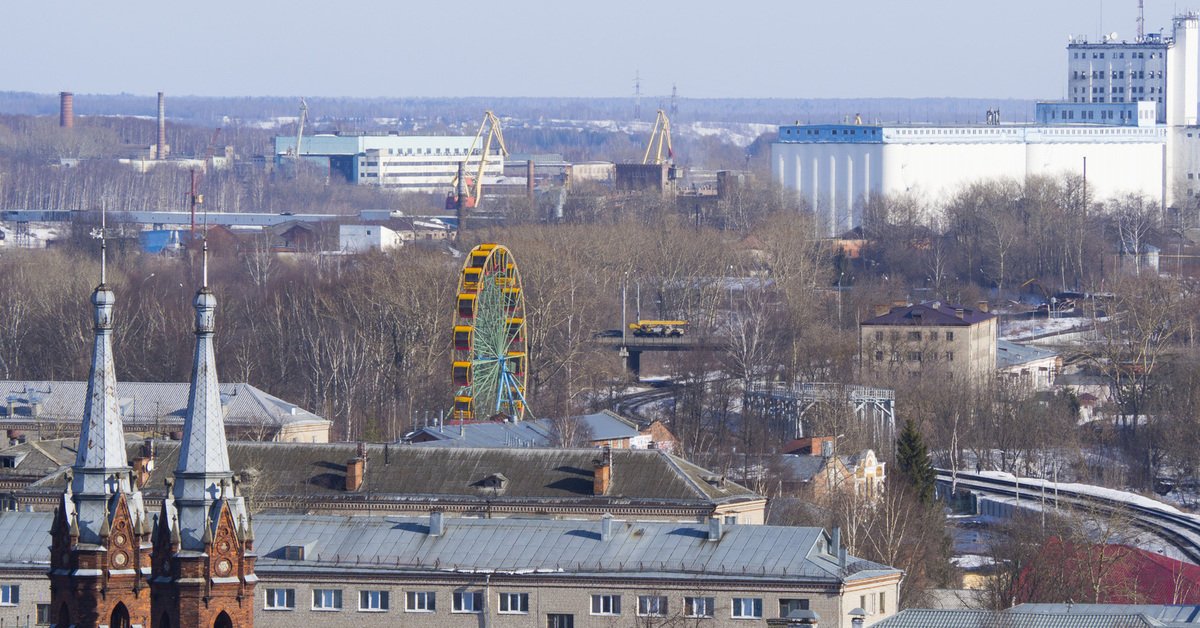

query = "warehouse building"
[{"left": 273, "top": 132, "right": 505, "bottom": 193}]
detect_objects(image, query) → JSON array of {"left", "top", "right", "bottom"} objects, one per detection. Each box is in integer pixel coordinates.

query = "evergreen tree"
[{"left": 896, "top": 418, "right": 937, "bottom": 503}]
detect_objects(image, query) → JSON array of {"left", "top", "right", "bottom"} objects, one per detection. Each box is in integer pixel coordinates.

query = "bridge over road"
[{"left": 588, "top": 332, "right": 727, "bottom": 376}]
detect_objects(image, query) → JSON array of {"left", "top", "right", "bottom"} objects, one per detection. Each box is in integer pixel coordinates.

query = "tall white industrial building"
[{"left": 773, "top": 13, "right": 1200, "bottom": 237}]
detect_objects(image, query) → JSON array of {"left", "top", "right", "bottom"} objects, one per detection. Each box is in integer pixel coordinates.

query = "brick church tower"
[
  {"left": 48, "top": 227, "right": 153, "bottom": 628},
  {"left": 150, "top": 242, "right": 256, "bottom": 628}
]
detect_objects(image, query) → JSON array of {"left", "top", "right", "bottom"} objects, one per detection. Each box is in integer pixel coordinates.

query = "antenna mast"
[{"left": 670, "top": 83, "right": 678, "bottom": 119}]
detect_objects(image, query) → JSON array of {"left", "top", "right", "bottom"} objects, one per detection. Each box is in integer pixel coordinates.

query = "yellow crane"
[
  {"left": 449, "top": 110, "right": 508, "bottom": 209},
  {"left": 642, "top": 109, "right": 674, "bottom": 165}
]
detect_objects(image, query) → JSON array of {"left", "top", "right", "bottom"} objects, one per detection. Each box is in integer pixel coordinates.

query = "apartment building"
[{"left": 859, "top": 301, "right": 998, "bottom": 383}]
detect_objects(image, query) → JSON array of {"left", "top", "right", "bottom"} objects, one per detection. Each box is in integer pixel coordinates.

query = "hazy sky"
[{"left": 0, "top": 1, "right": 1189, "bottom": 100}]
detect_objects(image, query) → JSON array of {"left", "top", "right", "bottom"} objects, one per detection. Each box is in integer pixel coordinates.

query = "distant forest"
[{"left": 0, "top": 92, "right": 1038, "bottom": 128}]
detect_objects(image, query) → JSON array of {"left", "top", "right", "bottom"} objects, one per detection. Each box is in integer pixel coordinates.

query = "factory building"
[
  {"left": 773, "top": 13, "right": 1200, "bottom": 236},
  {"left": 273, "top": 132, "right": 504, "bottom": 193}
]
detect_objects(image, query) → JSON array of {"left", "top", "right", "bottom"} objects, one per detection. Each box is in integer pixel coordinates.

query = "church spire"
[
  {"left": 69, "top": 209, "right": 131, "bottom": 543},
  {"left": 172, "top": 239, "right": 234, "bottom": 549}
]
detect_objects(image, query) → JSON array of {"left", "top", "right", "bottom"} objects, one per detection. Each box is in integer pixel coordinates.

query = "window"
[
  {"left": 945, "top": 332, "right": 954, "bottom": 341},
  {"left": 591, "top": 595, "right": 622, "bottom": 615},
  {"left": 0, "top": 585, "right": 16, "bottom": 605},
  {"left": 406, "top": 591, "right": 435, "bottom": 612},
  {"left": 946, "top": 352, "right": 955, "bottom": 361},
  {"left": 875, "top": 351, "right": 884, "bottom": 362},
  {"left": 907, "top": 352, "right": 921, "bottom": 362},
  {"left": 928, "top": 331, "right": 937, "bottom": 341},
  {"left": 732, "top": 598, "right": 762, "bottom": 619},
  {"left": 313, "top": 589, "right": 343, "bottom": 611},
  {"left": 880, "top": 592, "right": 887, "bottom": 614},
  {"left": 548, "top": 614, "right": 575, "bottom": 628},
  {"left": 779, "top": 599, "right": 809, "bottom": 616},
  {"left": 890, "top": 331, "right": 900, "bottom": 341},
  {"left": 360, "top": 590, "right": 390, "bottom": 612},
  {"left": 908, "top": 331, "right": 921, "bottom": 341},
  {"left": 638, "top": 596, "right": 668, "bottom": 617},
  {"left": 499, "top": 593, "right": 529, "bottom": 614},
  {"left": 686, "top": 597, "right": 715, "bottom": 618},
  {"left": 36, "top": 603, "right": 50, "bottom": 625},
  {"left": 875, "top": 331, "right": 883, "bottom": 341},
  {"left": 454, "top": 591, "right": 484, "bottom": 613},
  {"left": 264, "top": 588, "right": 295, "bottom": 610}
]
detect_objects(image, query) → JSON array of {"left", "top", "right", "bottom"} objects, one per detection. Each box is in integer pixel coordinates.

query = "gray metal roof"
[
  {"left": 1012, "top": 605, "right": 1200, "bottom": 626},
  {"left": 997, "top": 340, "right": 1059, "bottom": 370},
  {"left": 411, "top": 411, "right": 641, "bottom": 448},
  {"left": 245, "top": 514, "right": 898, "bottom": 582},
  {"left": 874, "top": 610, "right": 1164, "bottom": 628},
  {"left": 0, "top": 511, "right": 899, "bottom": 585},
  {"left": 0, "top": 381, "right": 327, "bottom": 431}
]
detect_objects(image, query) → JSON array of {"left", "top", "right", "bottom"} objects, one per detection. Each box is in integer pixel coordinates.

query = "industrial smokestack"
[
  {"left": 156, "top": 92, "right": 166, "bottom": 160},
  {"left": 59, "top": 92, "right": 73, "bottom": 128},
  {"left": 527, "top": 159, "right": 535, "bottom": 203},
  {"left": 455, "top": 161, "right": 468, "bottom": 244}
]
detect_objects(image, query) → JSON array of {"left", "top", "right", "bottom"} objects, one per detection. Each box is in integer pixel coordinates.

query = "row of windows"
[
  {"left": 1074, "top": 69, "right": 1160, "bottom": 79},
  {"left": 1073, "top": 51, "right": 1156, "bottom": 59},
  {"left": 378, "top": 147, "right": 484, "bottom": 157},
  {"left": 875, "top": 351, "right": 954, "bottom": 362},
  {"left": 1075, "top": 96, "right": 1162, "bottom": 104},
  {"left": 359, "top": 159, "right": 490, "bottom": 168},
  {"left": 258, "top": 589, "right": 867, "bottom": 619},
  {"left": 875, "top": 330, "right": 954, "bottom": 342}
]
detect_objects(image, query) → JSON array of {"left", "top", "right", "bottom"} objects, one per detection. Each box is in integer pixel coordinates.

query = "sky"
[{"left": 0, "top": 0, "right": 1190, "bottom": 100}]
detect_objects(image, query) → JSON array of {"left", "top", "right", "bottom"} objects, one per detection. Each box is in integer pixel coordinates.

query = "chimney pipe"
[
  {"left": 156, "top": 92, "right": 166, "bottom": 160},
  {"left": 831, "top": 526, "right": 841, "bottom": 553},
  {"left": 59, "top": 92, "right": 73, "bottom": 128},
  {"left": 600, "top": 513, "right": 613, "bottom": 542},
  {"left": 593, "top": 448, "right": 612, "bottom": 496},
  {"left": 527, "top": 159, "right": 535, "bottom": 203},
  {"left": 429, "top": 510, "right": 444, "bottom": 537},
  {"left": 708, "top": 516, "right": 724, "bottom": 542},
  {"left": 977, "top": 300, "right": 988, "bottom": 313},
  {"left": 956, "top": 308, "right": 965, "bottom": 319},
  {"left": 346, "top": 456, "right": 364, "bottom": 491},
  {"left": 873, "top": 304, "right": 889, "bottom": 317}
]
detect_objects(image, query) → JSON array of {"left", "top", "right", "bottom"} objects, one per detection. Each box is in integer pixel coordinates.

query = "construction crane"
[
  {"left": 642, "top": 109, "right": 674, "bottom": 165},
  {"left": 447, "top": 110, "right": 508, "bottom": 209}
]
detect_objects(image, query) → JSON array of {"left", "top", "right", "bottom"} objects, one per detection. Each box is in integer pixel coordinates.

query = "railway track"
[{"left": 938, "top": 469, "right": 1200, "bottom": 564}]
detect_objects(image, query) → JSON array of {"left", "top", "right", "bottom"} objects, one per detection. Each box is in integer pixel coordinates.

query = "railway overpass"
[{"left": 588, "top": 333, "right": 727, "bottom": 376}]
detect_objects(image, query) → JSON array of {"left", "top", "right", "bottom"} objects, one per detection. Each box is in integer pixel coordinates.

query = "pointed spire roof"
[
  {"left": 172, "top": 240, "right": 239, "bottom": 550},
  {"left": 67, "top": 213, "right": 141, "bottom": 544}
]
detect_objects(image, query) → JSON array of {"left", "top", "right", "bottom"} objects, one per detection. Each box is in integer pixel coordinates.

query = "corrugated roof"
[
  {"left": 411, "top": 411, "right": 641, "bottom": 448},
  {"left": 0, "top": 381, "right": 327, "bottom": 430},
  {"left": 874, "top": 610, "right": 1164, "bottom": 628},
  {"left": 1012, "top": 605, "right": 1200, "bottom": 626},
  {"left": 25, "top": 442, "right": 760, "bottom": 506},
  {"left": 862, "top": 301, "right": 996, "bottom": 327},
  {"left": 997, "top": 340, "right": 1059, "bottom": 369},
  {"left": 0, "top": 511, "right": 899, "bottom": 584}
]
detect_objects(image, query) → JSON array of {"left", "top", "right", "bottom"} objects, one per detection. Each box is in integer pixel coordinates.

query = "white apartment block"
[{"left": 339, "top": 224, "right": 403, "bottom": 253}]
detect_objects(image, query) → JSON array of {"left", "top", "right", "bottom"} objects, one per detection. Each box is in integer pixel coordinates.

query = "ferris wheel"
[{"left": 452, "top": 244, "right": 528, "bottom": 421}]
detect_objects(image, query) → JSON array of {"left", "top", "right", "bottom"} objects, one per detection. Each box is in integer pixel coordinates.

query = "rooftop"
[
  {"left": 0, "top": 510, "right": 898, "bottom": 584},
  {"left": 408, "top": 411, "right": 643, "bottom": 448},
  {"left": 874, "top": 609, "right": 1165, "bottom": 628},
  {"left": 862, "top": 301, "right": 997, "bottom": 327},
  {"left": 0, "top": 380, "right": 328, "bottom": 435},
  {"left": 997, "top": 340, "right": 1059, "bottom": 370},
  {"left": 22, "top": 442, "right": 761, "bottom": 508}
]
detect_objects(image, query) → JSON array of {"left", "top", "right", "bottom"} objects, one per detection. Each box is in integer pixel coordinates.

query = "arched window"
[
  {"left": 160, "top": 611, "right": 172, "bottom": 628},
  {"left": 214, "top": 610, "right": 234, "bottom": 628},
  {"left": 58, "top": 604, "right": 70, "bottom": 628},
  {"left": 111, "top": 602, "right": 131, "bottom": 628}
]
